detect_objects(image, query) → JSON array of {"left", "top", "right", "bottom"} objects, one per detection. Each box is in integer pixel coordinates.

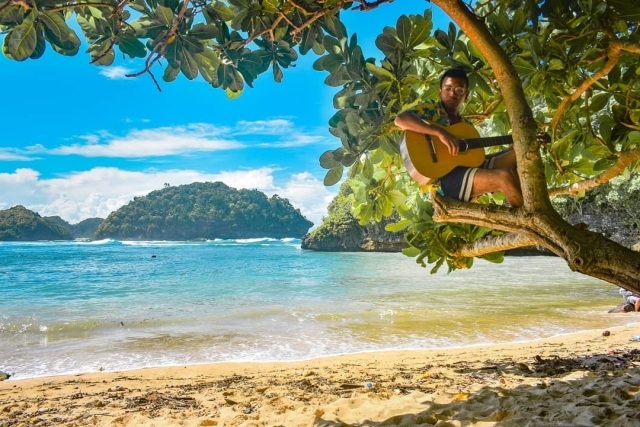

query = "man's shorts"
[{"left": 439, "top": 157, "right": 498, "bottom": 202}]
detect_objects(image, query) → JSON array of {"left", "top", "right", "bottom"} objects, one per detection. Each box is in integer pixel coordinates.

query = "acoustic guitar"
[{"left": 399, "top": 122, "right": 513, "bottom": 185}]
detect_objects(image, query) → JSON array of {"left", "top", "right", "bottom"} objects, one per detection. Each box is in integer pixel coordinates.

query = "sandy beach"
[{"left": 2, "top": 325, "right": 640, "bottom": 426}]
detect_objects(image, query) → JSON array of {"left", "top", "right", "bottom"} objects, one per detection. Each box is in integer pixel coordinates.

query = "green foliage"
[
  {"left": 94, "top": 181, "right": 313, "bottom": 240},
  {"left": 0, "top": 0, "right": 354, "bottom": 94},
  {"left": 0, "top": 205, "right": 73, "bottom": 241}
]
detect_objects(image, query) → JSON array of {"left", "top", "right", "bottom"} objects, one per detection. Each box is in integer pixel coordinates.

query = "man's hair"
[{"left": 440, "top": 69, "right": 469, "bottom": 87}]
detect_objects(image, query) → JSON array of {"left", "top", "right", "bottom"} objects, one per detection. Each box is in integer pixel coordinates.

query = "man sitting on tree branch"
[{"left": 394, "top": 69, "right": 524, "bottom": 207}]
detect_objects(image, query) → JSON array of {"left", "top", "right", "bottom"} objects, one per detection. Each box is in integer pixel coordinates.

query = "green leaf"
[
  {"left": 385, "top": 219, "right": 412, "bottom": 233},
  {"left": 155, "top": 6, "right": 174, "bottom": 26},
  {"left": 210, "top": 1, "right": 235, "bottom": 22},
  {"left": 0, "top": 5, "right": 24, "bottom": 26},
  {"left": 513, "top": 57, "right": 536, "bottom": 79},
  {"left": 300, "top": 24, "right": 317, "bottom": 55},
  {"left": 180, "top": 34, "right": 204, "bottom": 53},
  {"left": 117, "top": 33, "right": 146, "bottom": 58},
  {"left": 195, "top": 49, "right": 220, "bottom": 83},
  {"left": 163, "top": 65, "right": 180, "bottom": 82},
  {"left": 89, "top": 39, "right": 115, "bottom": 65},
  {"left": 189, "top": 23, "right": 219, "bottom": 40},
  {"left": 29, "top": 28, "right": 46, "bottom": 60},
  {"left": 401, "top": 246, "right": 421, "bottom": 257},
  {"left": 480, "top": 251, "right": 505, "bottom": 264},
  {"left": 180, "top": 50, "right": 199, "bottom": 80},
  {"left": 7, "top": 13, "right": 37, "bottom": 61},
  {"left": 39, "top": 12, "right": 71, "bottom": 42},
  {"left": 365, "top": 62, "right": 394, "bottom": 80},
  {"left": 548, "top": 58, "right": 564, "bottom": 71},
  {"left": 272, "top": 61, "right": 283, "bottom": 82},
  {"left": 379, "top": 196, "right": 393, "bottom": 217},
  {"left": 375, "top": 33, "right": 398, "bottom": 57},
  {"left": 323, "top": 165, "right": 344, "bottom": 186},
  {"left": 396, "top": 15, "right": 411, "bottom": 47},
  {"left": 408, "top": 20, "right": 431, "bottom": 48},
  {"left": 217, "top": 62, "right": 244, "bottom": 91},
  {"left": 588, "top": 92, "right": 610, "bottom": 113},
  {"left": 434, "top": 28, "right": 451, "bottom": 50},
  {"left": 387, "top": 190, "right": 406, "bottom": 207},
  {"left": 319, "top": 150, "right": 340, "bottom": 169}
]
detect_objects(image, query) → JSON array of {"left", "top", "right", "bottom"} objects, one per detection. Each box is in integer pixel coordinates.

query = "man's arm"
[{"left": 394, "top": 111, "right": 460, "bottom": 156}]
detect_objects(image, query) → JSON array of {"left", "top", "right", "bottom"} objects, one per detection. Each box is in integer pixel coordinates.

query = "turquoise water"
[{"left": 0, "top": 239, "right": 632, "bottom": 380}]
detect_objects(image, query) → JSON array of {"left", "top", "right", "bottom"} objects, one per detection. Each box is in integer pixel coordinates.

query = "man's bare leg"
[{"left": 471, "top": 168, "right": 523, "bottom": 207}]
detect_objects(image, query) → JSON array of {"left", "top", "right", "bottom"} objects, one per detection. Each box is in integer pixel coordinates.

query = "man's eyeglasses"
[{"left": 442, "top": 86, "right": 467, "bottom": 96}]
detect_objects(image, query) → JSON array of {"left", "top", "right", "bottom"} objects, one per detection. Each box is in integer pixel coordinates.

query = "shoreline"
[
  {"left": 3, "top": 324, "right": 640, "bottom": 426},
  {"left": 6, "top": 320, "right": 637, "bottom": 383}
]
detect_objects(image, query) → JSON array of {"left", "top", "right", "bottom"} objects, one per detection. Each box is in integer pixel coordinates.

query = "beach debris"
[
  {"left": 452, "top": 391, "right": 470, "bottom": 402},
  {"left": 224, "top": 397, "right": 238, "bottom": 405},
  {"left": 602, "top": 330, "right": 611, "bottom": 337},
  {"left": 243, "top": 405, "right": 255, "bottom": 414},
  {"left": 126, "top": 391, "right": 200, "bottom": 412},
  {"left": 631, "top": 335, "right": 640, "bottom": 342},
  {"left": 0, "top": 370, "right": 11, "bottom": 381},
  {"left": 364, "top": 382, "right": 374, "bottom": 389},
  {"left": 339, "top": 383, "right": 362, "bottom": 390},
  {"left": 516, "top": 362, "right": 531, "bottom": 372}
]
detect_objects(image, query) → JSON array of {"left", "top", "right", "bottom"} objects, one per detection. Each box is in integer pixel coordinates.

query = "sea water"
[{"left": 0, "top": 239, "right": 633, "bottom": 380}]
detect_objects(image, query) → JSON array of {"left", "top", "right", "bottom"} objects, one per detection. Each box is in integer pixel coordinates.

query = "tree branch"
[
  {"left": 126, "top": 0, "right": 191, "bottom": 89},
  {"left": 550, "top": 43, "right": 621, "bottom": 134},
  {"left": 550, "top": 35, "right": 640, "bottom": 134},
  {"left": 548, "top": 146, "right": 640, "bottom": 196},
  {"left": 455, "top": 232, "right": 535, "bottom": 258},
  {"left": 430, "top": 193, "right": 566, "bottom": 256}
]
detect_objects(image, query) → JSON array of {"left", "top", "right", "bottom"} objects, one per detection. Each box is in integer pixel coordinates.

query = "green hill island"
[{"left": 94, "top": 182, "right": 313, "bottom": 240}]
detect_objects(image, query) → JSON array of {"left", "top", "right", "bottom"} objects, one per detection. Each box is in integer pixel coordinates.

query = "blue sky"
[{"left": 0, "top": 0, "right": 447, "bottom": 227}]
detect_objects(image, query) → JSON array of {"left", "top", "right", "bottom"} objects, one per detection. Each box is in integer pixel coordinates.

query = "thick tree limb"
[{"left": 455, "top": 232, "right": 535, "bottom": 258}]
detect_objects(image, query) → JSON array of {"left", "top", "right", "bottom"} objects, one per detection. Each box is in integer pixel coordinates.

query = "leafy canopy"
[{"left": 2, "top": 0, "right": 639, "bottom": 273}]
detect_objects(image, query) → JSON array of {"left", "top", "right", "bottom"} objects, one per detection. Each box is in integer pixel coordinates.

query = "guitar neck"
[{"left": 460, "top": 135, "right": 513, "bottom": 150}]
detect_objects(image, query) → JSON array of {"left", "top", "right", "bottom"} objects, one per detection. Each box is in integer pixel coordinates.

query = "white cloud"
[
  {"left": 0, "top": 148, "right": 36, "bottom": 161},
  {"left": 0, "top": 167, "right": 336, "bottom": 228},
  {"left": 99, "top": 66, "right": 134, "bottom": 80},
  {"left": 51, "top": 124, "right": 241, "bottom": 157},
  {"left": 235, "top": 119, "right": 294, "bottom": 135},
  {"left": 4, "top": 120, "right": 331, "bottom": 160}
]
